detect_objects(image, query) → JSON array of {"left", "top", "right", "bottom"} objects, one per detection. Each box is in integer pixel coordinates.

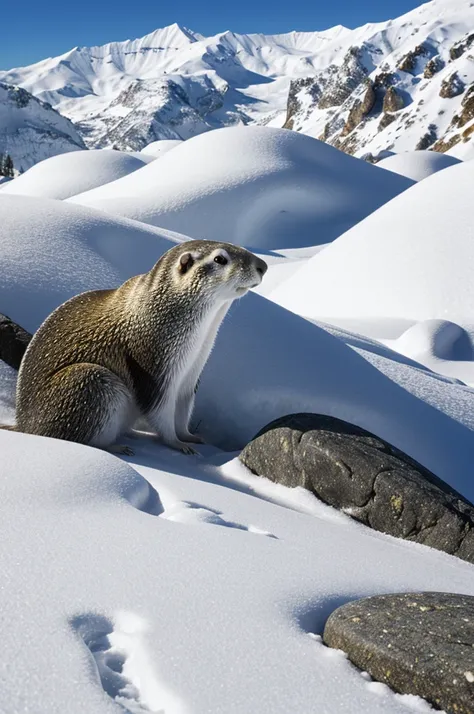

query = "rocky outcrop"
[
  {"left": 283, "top": 77, "right": 322, "bottom": 130},
  {"left": 416, "top": 124, "right": 437, "bottom": 150},
  {"left": 382, "top": 86, "right": 404, "bottom": 113},
  {"left": 454, "top": 83, "right": 474, "bottom": 127},
  {"left": 240, "top": 413, "right": 474, "bottom": 564},
  {"left": 424, "top": 55, "right": 445, "bottom": 79},
  {"left": 450, "top": 32, "right": 474, "bottom": 61},
  {"left": 397, "top": 44, "right": 427, "bottom": 73},
  {"left": 440, "top": 72, "right": 465, "bottom": 99},
  {"left": 324, "top": 592, "right": 474, "bottom": 714},
  {"left": 317, "top": 47, "right": 368, "bottom": 110},
  {"left": 379, "top": 112, "right": 397, "bottom": 131},
  {"left": 340, "top": 81, "right": 375, "bottom": 136},
  {"left": 0, "top": 314, "right": 32, "bottom": 370}
]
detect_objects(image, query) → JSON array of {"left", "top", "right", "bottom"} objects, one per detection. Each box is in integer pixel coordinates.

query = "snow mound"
[
  {"left": 2, "top": 426, "right": 474, "bottom": 714},
  {"left": 69, "top": 126, "right": 413, "bottom": 250},
  {"left": 140, "top": 139, "right": 183, "bottom": 158},
  {"left": 0, "top": 194, "right": 186, "bottom": 331},
  {"left": 376, "top": 150, "right": 461, "bottom": 182},
  {"left": 270, "top": 160, "right": 474, "bottom": 324},
  {"left": 1, "top": 149, "right": 148, "bottom": 200}
]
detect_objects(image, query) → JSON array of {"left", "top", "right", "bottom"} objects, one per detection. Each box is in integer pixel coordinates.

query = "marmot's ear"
[{"left": 178, "top": 252, "right": 194, "bottom": 274}]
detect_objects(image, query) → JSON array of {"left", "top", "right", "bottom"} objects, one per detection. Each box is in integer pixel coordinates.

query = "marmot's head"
[{"left": 162, "top": 240, "right": 267, "bottom": 302}]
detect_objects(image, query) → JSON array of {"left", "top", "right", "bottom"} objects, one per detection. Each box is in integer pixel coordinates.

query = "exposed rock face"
[
  {"left": 0, "top": 82, "right": 85, "bottom": 173},
  {"left": 324, "top": 592, "right": 474, "bottom": 714},
  {"left": 450, "top": 32, "right": 474, "bottom": 61},
  {"left": 0, "top": 314, "right": 32, "bottom": 370},
  {"left": 379, "top": 112, "right": 397, "bottom": 131},
  {"left": 240, "top": 413, "right": 474, "bottom": 564},
  {"left": 382, "top": 87, "right": 405, "bottom": 115},
  {"left": 317, "top": 47, "right": 368, "bottom": 110},
  {"left": 397, "top": 44, "right": 428, "bottom": 73},
  {"left": 283, "top": 77, "right": 322, "bottom": 130},
  {"left": 340, "top": 81, "right": 375, "bottom": 136},
  {"left": 455, "top": 83, "right": 474, "bottom": 127},
  {"left": 424, "top": 55, "right": 445, "bottom": 79},
  {"left": 440, "top": 72, "right": 465, "bottom": 99},
  {"left": 416, "top": 124, "right": 438, "bottom": 150}
]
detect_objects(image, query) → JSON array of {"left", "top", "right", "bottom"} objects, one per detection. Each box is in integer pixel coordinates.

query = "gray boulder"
[
  {"left": 239, "top": 413, "right": 474, "bottom": 564},
  {"left": 323, "top": 592, "right": 474, "bottom": 714},
  {"left": 0, "top": 314, "right": 32, "bottom": 370}
]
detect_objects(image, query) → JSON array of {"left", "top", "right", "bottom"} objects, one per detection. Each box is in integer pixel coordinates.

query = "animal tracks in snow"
[
  {"left": 159, "top": 498, "right": 278, "bottom": 538},
  {"left": 71, "top": 611, "right": 182, "bottom": 714}
]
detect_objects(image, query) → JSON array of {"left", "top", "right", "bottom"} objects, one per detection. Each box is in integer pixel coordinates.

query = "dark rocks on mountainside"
[
  {"left": 382, "top": 86, "right": 405, "bottom": 114},
  {"left": 440, "top": 72, "right": 465, "bottom": 99},
  {"left": 416, "top": 124, "right": 437, "bottom": 150},
  {"left": 0, "top": 314, "right": 32, "bottom": 370},
  {"left": 433, "top": 133, "right": 461, "bottom": 153},
  {"left": 455, "top": 84, "right": 474, "bottom": 127},
  {"left": 317, "top": 46, "right": 368, "bottom": 110},
  {"left": 424, "top": 55, "right": 445, "bottom": 79},
  {"left": 340, "top": 81, "right": 375, "bottom": 136},
  {"left": 323, "top": 592, "right": 474, "bottom": 714},
  {"left": 240, "top": 413, "right": 474, "bottom": 564},
  {"left": 379, "top": 112, "right": 397, "bottom": 130},
  {"left": 397, "top": 44, "right": 428, "bottom": 74},
  {"left": 450, "top": 33, "right": 474, "bottom": 61},
  {"left": 283, "top": 77, "right": 321, "bottom": 130}
]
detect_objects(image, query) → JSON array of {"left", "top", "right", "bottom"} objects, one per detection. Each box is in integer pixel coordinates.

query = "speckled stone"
[
  {"left": 323, "top": 592, "right": 474, "bottom": 713},
  {"left": 239, "top": 413, "right": 474, "bottom": 564},
  {"left": 0, "top": 313, "right": 32, "bottom": 370}
]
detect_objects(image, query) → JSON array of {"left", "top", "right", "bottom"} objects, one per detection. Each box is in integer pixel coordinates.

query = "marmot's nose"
[{"left": 255, "top": 258, "right": 268, "bottom": 277}]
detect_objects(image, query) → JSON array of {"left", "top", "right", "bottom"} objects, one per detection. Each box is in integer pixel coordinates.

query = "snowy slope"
[
  {"left": 376, "top": 149, "right": 461, "bottom": 181},
  {"left": 1, "top": 149, "right": 149, "bottom": 199},
  {"left": 2, "top": 110, "right": 474, "bottom": 713},
  {"left": 69, "top": 126, "right": 413, "bottom": 249},
  {"left": 1, "top": 1, "right": 474, "bottom": 159},
  {"left": 0, "top": 82, "right": 85, "bottom": 172}
]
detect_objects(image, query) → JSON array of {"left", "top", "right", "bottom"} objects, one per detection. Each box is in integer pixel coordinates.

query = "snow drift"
[
  {"left": 376, "top": 150, "right": 461, "bottom": 182},
  {"left": 1, "top": 149, "right": 148, "bottom": 200},
  {"left": 69, "top": 126, "right": 413, "bottom": 249},
  {"left": 270, "top": 159, "right": 474, "bottom": 324}
]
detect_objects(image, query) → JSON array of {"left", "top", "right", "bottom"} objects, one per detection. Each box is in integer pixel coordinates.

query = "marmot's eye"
[{"left": 214, "top": 255, "right": 228, "bottom": 265}]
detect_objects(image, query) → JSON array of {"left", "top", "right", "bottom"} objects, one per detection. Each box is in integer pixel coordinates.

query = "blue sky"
[{"left": 1, "top": 0, "right": 426, "bottom": 69}]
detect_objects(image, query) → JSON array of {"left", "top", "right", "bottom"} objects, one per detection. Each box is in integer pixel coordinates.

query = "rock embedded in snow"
[
  {"left": 2, "top": 149, "right": 148, "bottom": 200},
  {"left": 240, "top": 413, "right": 474, "bottom": 563},
  {"left": 0, "top": 314, "right": 31, "bottom": 370},
  {"left": 323, "top": 592, "right": 474, "bottom": 713}
]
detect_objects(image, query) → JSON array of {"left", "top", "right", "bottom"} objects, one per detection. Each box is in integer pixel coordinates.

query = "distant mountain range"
[{"left": 1, "top": 0, "right": 473, "bottom": 171}]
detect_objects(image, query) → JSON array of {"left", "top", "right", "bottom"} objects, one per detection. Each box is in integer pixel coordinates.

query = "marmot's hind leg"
[{"left": 19, "top": 363, "right": 134, "bottom": 449}]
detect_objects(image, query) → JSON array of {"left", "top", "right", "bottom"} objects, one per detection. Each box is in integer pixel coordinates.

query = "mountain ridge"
[{"left": 1, "top": 1, "right": 473, "bottom": 161}]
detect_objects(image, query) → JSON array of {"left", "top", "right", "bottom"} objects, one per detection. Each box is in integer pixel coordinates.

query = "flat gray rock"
[
  {"left": 239, "top": 413, "right": 474, "bottom": 563},
  {"left": 323, "top": 592, "right": 474, "bottom": 713},
  {"left": 0, "top": 313, "right": 32, "bottom": 370}
]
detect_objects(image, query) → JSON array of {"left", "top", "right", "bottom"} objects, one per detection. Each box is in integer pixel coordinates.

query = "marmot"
[{"left": 7, "top": 240, "right": 267, "bottom": 454}]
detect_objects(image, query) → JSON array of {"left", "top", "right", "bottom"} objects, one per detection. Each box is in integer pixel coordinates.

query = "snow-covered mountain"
[
  {"left": 1, "top": 0, "right": 473, "bottom": 157},
  {"left": 0, "top": 82, "right": 85, "bottom": 172}
]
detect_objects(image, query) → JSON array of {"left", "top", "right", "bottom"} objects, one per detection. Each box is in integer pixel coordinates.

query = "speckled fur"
[{"left": 13, "top": 240, "right": 267, "bottom": 453}]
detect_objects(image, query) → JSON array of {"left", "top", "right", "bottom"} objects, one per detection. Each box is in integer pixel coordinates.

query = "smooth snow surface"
[
  {"left": 70, "top": 126, "right": 412, "bottom": 249},
  {"left": 1, "top": 149, "right": 148, "bottom": 200},
  {"left": 140, "top": 139, "right": 183, "bottom": 158},
  {"left": 376, "top": 150, "right": 462, "bottom": 182},
  {"left": 2, "top": 422, "right": 472, "bottom": 714},
  {"left": 271, "top": 160, "right": 474, "bottom": 324}
]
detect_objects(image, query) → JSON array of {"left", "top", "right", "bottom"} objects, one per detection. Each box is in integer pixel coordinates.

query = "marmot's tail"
[{"left": 0, "top": 425, "right": 16, "bottom": 431}]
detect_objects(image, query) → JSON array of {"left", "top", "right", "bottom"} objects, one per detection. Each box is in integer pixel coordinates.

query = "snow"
[
  {"left": 2, "top": 121, "right": 474, "bottom": 712},
  {"left": 1, "top": 149, "right": 149, "bottom": 200},
  {"left": 376, "top": 150, "right": 462, "bottom": 182},
  {"left": 270, "top": 159, "right": 474, "bottom": 324},
  {"left": 140, "top": 139, "right": 183, "bottom": 158},
  {"left": 69, "top": 126, "right": 412, "bottom": 249}
]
